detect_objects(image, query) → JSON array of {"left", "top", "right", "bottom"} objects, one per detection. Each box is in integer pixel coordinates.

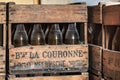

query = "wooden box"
[
  {"left": 0, "top": 3, "right": 6, "bottom": 74},
  {"left": 8, "top": 73, "right": 88, "bottom": 80},
  {"left": 103, "top": 49, "right": 120, "bottom": 80},
  {"left": 8, "top": 3, "right": 88, "bottom": 75},
  {"left": 103, "top": 5, "right": 120, "bottom": 25},
  {"left": 89, "top": 45, "right": 102, "bottom": 76}
]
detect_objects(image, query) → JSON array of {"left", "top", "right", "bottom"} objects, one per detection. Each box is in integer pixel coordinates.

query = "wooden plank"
[
  {"left": 0, "top": 0, "right": 38, "bottom": 4},
  {"left": 9, "top": 45, "right": 88, "bottom": 74},
  {"left": 89, "top": 73, "right": 101, "bottom": 80},
  {"left": 0, "top": 74, "right": 5, "bottom": 80},
  {"left": 103, "top": 49, "right": 120, "bottom": 80},
  {"left": 103, "top": 5, "right": 120, "bottom": 25},
  {"left": 9, "top": 4, "right": 87, "bottom": 23},
  {"left": 0, "top": 47, "right": 5, "bottom": 73},
  {"left": 88, "top": 5, "right": 102, "bottom": 24},
  {"left": 40, "top": 0, "right": 72, "bottom": 4},
  {"left": 89, "top": 44, "right": 102, "bottom": 75},
  {"left": 8, "top": 74, "right": 88, "bottom": 80},
  {"left": 0, "top": 3, "right": 6, "bottom": 24}
]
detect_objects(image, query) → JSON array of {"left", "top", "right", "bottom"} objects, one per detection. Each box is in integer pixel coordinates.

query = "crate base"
[{"left": 8, "top": 72, "right": 88, "bottom": 80}]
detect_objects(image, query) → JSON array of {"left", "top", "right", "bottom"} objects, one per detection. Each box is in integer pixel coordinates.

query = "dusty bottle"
[
  {"left": 65, "top": 23, "right": 80, "bottom": 44},
  {"left": 13, "top": 24, "right": 28, "bottom": 47},
  {"left": 48, "top": 24, "right": 63, "bottom": 45},
  {"left": 30, "top": 24, "right": 45, "bottom": 45},
  {"left": 112, "top": 26, "right": 120, "bottom": 51},
  {"left": 62, "top": 24, "right": 68, "bottom": 43},
  {"left": 45, "top": 24, "right": 51, "bottom": 44}
]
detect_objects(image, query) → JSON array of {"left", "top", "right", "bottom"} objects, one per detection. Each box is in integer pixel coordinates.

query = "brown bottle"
[
  {"left": 30, "top": 24, "right": 45, "bottom": 45},
  {"left": 48, "top": 24, "right": 63, "bottom": 45},
  {"left": 112, "top": 26, "right": 120, "bottom": 51},
  {"left": 65, "top": 23, "right": 80, "bottom": 44},
  {"left": 13, "top": 24, "right": 28, "bottom": 47}
]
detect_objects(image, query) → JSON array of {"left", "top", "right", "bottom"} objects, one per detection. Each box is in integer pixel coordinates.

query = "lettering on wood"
[{"left": 9, "top": 45, "right": 88, "bottom": 74}]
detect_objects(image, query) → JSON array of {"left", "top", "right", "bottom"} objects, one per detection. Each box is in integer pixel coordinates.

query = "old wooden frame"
[
  {"left": 8, "top": 3, "right": 88, "bottom": 75},
  {"left": 0, "top": 3, "right": 6, "bottom": 74}
]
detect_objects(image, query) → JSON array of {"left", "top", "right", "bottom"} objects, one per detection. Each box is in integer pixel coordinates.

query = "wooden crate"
[
  {"left": 89, "top": 44, "right": 102, "bottom": 76},
  {"left": 0, "top": 0, "right": 39, "bottom": 4},
  {"left": 103, "top": 49, "right": 120, "bottom": 80},
  {"left": 0, "top": 3, "right": 6, "bottom": 74},
  {"left": 103, "top": 5, "right": 120, "bottom": 25},
  {"left": 8, "top": 73, "right": 89, "bottom": 80},
  {"left": 8, "top": 3, "right": 88, "bottom": 75}
]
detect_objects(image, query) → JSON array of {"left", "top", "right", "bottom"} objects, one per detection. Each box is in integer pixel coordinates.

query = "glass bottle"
[
  {"left": 30, "top": 24, "right": 45, "bottom": 45},
  {"left": 13, "top": 24, "right": 28, "bottom": 47},
  {"left": 65, "top": 23, "right": 80, "bottom": 44},
  {"left": 112, "top": 26, "right": 120, "bottom": 51},
  {"left": 48, "top": 24, "right": 63, "bottom": 45}
]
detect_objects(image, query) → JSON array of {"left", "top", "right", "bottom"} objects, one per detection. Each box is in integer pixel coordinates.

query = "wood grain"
[
  {"left": 9, "top": 45, "right": 88, "bottom": 74},
  {"left": 103, "top": 49, "right": 120, "bottom": 80},
  {"left": 9, "top": 4, "right": 87, "bottom": 23},
  {"left": 103, "top": 5, "right": 120, "bottom": 25},
  {"left": 8, "top": 74, "right": 88, "bottom": 80}
]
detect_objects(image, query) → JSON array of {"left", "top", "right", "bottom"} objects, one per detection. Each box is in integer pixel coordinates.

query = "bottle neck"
[
  {"left": 68, "top": 23, "right": 77, "bottom": 31},
  {"left": 16, "top": 24, "right": 26, "bottom": 32},
  {"left": 50, "top": 24, "right": 60, "bottom": 31},
  {"left": 33, "top": 24, "right": 42, "bottom": 32}
]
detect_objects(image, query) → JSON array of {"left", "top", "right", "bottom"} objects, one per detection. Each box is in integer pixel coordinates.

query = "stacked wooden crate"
[
  {"left": 88, "top": 4, "right": 103, "bottom": 80},
  {"left": 0, "top": 2, "right": 6, "bottom": 80},
  {"left": 7, "top": 3, "right": 89, "bottom": 80},
  {"left": 102, "top": 4, "right": 120, "bottom": 80}
]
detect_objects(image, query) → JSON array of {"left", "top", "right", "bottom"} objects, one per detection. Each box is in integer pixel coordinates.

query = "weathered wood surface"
[
  {"left": 9, "top": 4, "right": 87, "bottom": 23},
  {"left": 103, "top": 49, "right": 120, "bottom": 80},
  {"left": 88, "top": 5, "right": 102, "bottom": 24},
  {"left": 89, "top": 73, "right": 101, "bottom": 80},
  {"left": 0, "top": 47, "right": 5, "bottom": 73},
  {"left": 0, "top": 74, "right": 5, "bottom": 80},
  {"left": 0, "top": 3, "right": 6, "bottom": 24},
  {"left": 8, "top": 74, "right": 88, "bottom": 80},
  {"left": 89, "top": 44, "right": 102, "bottom": 75},
  {"left": 9, "top": 45, "right": 88, "bottom": 74},
  {"left": 103, "top": 5, "right": 120, "bottom": 25}
]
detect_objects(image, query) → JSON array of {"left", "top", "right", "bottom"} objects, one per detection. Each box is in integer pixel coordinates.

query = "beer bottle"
[
  {"left": 30, "top": 24, "right": 45, "bottom": 45},
  {"left": 65, "top": 23, "right": 80, "bottom": 44},
  {"left": 45, "top": 24, "right": 51, "bottom": 44},
  {"left": 62, "top": 24, "right": 68, "bottom": 43},
  {"left": 13, "top": 24, "right": 28, "bottom": 47},
  {"left": 48, "top": 24, "right": 63, "bottom": 45},
  {"left": 112, "top": 26, "right": 120, "bottom": 51},
  {"left": 88, "top": 23, "right": 94, "bottom": 44}
]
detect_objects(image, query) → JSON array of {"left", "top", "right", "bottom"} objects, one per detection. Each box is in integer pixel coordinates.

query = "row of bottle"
[
  {"left": 13, "top": 23, "right": 82, "bottom": 47},
  {"left": 88, "top": 24, "right": 120, "bottom": 51}
]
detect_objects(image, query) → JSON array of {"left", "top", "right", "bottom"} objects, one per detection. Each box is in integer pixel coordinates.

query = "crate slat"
[
  {"left": 8, "top": 73, "right": 88, "bottom": 80},
  {"left": 103, "top": 5, "right": 120, "bottom": 25},
  {"left": 88, "top": 5, "right": 102, "bottom": 24},
  {"left": 9, "top": 45, "right": 88, "bottom": 74},
  {"left": 103, "top": 49, "right": 120, "bottom": 80},
  {"left": 89, "top": 44, "right": 102, "bottom": 75},
  {"left": 9, "top": 4, "right": 87, "bottom": 23}
]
